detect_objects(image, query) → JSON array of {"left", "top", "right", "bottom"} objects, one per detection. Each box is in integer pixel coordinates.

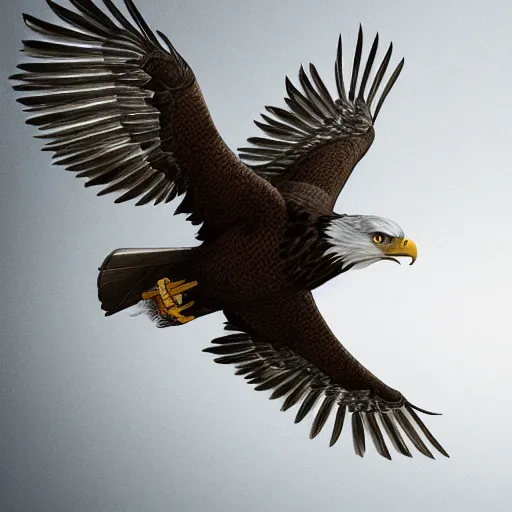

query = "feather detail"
[
  {"left": 10, "top": 0, "right": 193, "bottom": 206},
  {"left": 203, "top": 321, "right": 449, "bottom": 460},
  {"left": 239, "top": 26, "right": 404, "bottom": 178}
]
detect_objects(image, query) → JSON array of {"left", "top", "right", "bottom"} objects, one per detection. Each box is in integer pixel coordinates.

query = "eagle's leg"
[{"left": 142, "top": 278, "right": 198, "bottom": 324}]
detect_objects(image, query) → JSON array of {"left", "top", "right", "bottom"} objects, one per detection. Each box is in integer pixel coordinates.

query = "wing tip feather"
[
  {"left": 242, "top": 25, "right": 405, "bottom": 178},
  {"left": 12, "top": 0, "right": 191, "bottom": 209},
  {"left": 203, "top": 323, "right": 448, "bottom": 460}
]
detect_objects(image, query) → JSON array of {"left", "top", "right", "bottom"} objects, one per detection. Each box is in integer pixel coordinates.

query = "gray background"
[{"left": 1, "top": 0, "right": 511, "bottom": 511}]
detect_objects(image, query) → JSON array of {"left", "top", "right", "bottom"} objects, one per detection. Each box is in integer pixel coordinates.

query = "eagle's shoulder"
[{"left": 279, "top": 181, "right": 333, "bottom": 217}]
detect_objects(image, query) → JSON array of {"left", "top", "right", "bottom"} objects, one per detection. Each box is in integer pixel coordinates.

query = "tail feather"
[{"left": 98, "top": 247, "right": 193, "bottom": 316}]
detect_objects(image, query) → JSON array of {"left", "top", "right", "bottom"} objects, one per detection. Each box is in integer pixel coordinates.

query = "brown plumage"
[{"left": 11, "top": 0, "right": 448, "bottom": 459}]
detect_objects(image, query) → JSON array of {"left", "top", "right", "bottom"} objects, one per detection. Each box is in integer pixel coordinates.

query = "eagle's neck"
[
  {"left": 282, "top": 212, "right": 349, "bottom": 292},
  {"left": 283, "top": 203, "right": 406, "bottom": 292},
  {"left": 308, "top": 215, "right": 356, "bottom": 287},
  {"left": 320, "top": 214, "right": 371, "bottom": 269}
]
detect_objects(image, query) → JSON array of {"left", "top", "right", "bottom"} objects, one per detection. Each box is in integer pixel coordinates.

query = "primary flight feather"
[{"left": 11, "top": 0, "right": 448, "bottom": 460}]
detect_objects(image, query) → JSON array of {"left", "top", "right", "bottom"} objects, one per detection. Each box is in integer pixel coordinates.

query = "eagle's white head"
[{"left": 323, "top": 214, "right": 417, "bottom": 270}]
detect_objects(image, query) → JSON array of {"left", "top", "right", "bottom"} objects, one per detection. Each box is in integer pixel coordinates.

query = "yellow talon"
[
  {"left": 167, "top": 280, "right": 199, "bottom": 295},
  {"left": 157, "top": 278, "right": 174, "bottom": 309},
  {"left": 142, "top": 277, "right": 198, "bottom": 324},
  {"left": 141, "top": 289, "right": 160, "bottom": 301},
  {"left": 170, "top": 301, "right": 196, "bottom": 323}
]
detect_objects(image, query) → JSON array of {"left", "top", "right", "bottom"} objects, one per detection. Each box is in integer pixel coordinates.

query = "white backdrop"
[{"left": 1, "top": 1, "right": 511, "bottom": 510}]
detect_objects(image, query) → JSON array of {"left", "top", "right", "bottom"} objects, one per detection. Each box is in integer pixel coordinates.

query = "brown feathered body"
[{"left": 142, "top": 63, "right": 394, "bottom": 399}]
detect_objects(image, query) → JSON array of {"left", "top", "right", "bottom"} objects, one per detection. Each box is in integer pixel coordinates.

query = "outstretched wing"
[
  {"left": 204, "top": 293, "right": 448, "bottom": 460},
  {"left": 239, "top": 27, "right": 404, "bottom": 212},
  {"left": 11, "top": 0, "right": 280, "bottom": 240}
]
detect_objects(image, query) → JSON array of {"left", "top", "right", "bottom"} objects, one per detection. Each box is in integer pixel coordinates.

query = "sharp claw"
[
  {"left": 167, "top": 280, "right": 198, "bottom": 296},
  {"left": 174, "top": 314, "right": 195, "bottom": 324},
  {"left": 177, "top": 300, "right": 195, "bottom": 313},
  {"left": 141, "top": 289, "right": 160, "bottom": 300},
  {"left": 168, "top": 279, "right": 186, "bottom": 287},
  {"left": 142, "top": 278, "right": 198, "bottom": 324},
  {"left": 153, "top": 295, "right": 167, "bottom": 318}
]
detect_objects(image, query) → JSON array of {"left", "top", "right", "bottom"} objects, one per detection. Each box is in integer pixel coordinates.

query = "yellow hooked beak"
[{"left": 383, "top": 237, "right": 417, "bottom": 265}]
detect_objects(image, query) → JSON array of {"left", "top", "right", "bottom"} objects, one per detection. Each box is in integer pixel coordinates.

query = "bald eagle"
[{"left": 11, "top": 0, "right": 448, "bottom": 460}]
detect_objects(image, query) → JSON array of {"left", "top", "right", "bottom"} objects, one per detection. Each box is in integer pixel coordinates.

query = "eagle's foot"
[{"left": 142, "top": 278, "right": 198, "bottom": 324}]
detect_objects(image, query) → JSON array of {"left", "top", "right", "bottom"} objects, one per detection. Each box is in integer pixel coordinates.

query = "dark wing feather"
[
  {"left": 239, "top": 27, "right": 404, "bottom": 212},
  {"left": 203, "top": 293, "right": 448, "bottom": 460},
  {"left": 11, "top": 0, "right": 280, "bottom": 240}
]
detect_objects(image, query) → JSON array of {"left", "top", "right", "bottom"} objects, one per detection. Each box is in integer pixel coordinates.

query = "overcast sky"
[{"left": 1, "top": 0, "right": 512, "bottom": 511}]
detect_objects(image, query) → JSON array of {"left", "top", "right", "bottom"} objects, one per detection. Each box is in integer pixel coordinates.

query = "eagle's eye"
[{"left": 372, "top": 233, "right": 387, "bottom": 244}]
